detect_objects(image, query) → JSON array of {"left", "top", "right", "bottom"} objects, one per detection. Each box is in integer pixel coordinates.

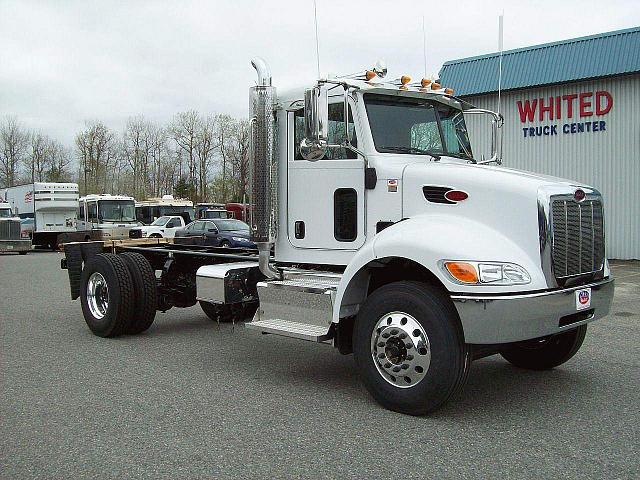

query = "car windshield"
[
  {"left": 364, "top": 93, "right": 473, "bottom": 161},
  {"left": 0, "top": 208, "right": 12, "bottom": 218},
  {"left": 214, "top": 219, "right": 249, "bottom": 232},
  {"left": 151, "top": 216, "right": 170, "bottom": 226},
  {"left": 98, "top": 200, "right": 136, "bottom": 222}
]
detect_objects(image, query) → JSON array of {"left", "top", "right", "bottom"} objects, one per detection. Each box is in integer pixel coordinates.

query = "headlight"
[
  {"left": 231, "top": 236, "right": 248, "bottom": 242},
  {"left": 441, "top": 261, "right": 531, "bottom": 286}
]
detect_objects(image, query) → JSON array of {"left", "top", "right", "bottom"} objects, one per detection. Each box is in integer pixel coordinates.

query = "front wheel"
[
  {"left": 500, "top": 325, "right": 587, "bottom": 370},
  {"left": 353, "top": 281, "right": 470, "bottom": 416}
]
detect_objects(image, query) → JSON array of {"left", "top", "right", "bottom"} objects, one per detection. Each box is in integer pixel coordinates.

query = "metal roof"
[{"left": 439, "top": 27, "right": 640, "bottom": 96}]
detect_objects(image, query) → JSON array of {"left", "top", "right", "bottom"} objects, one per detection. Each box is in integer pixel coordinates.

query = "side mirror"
[
  {"left": 464, "top": 108, "right": 504, "bottom": 165},
  {"left": 299, "top": 86, "right": 328, "bottom": 161}
]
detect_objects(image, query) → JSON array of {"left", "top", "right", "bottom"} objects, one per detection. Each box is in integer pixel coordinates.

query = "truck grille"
[
  {"left": 0, "top": 220, "right": 21, "bottom": 240},
  {"left": 550, "top": 198, "right": 604, "bottom": 279}
]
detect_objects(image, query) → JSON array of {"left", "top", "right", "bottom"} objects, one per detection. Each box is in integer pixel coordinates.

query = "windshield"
[
  {"left": 151, "top": 216, "right": 170, "bottom": 226},
  {"left": 98, "top": 200, "right": 136, "bottom": 222},
  {"left": 159, "top": 206, "right": 195, "bottom": 220},
  {"left": 214, "top": 219, "right": 249, "bottom": 232},
  {"left": 0, "top": 208, "right": 12, "bottom": 218},
  {"left": 364, "top": 94, "right": 473, "bottom": 160}
]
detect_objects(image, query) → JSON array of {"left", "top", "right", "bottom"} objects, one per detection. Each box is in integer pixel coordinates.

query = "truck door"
[{"left": 287, "top": 102, "right": 365, "bottom": 250}]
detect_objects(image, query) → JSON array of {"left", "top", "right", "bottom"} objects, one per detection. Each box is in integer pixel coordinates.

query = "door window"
[
  {"left": 294, "top": 103, "right": 357, "bottom": 160},
  {"left": 334, "top": 188, "right": 357, "bottom": 242}
]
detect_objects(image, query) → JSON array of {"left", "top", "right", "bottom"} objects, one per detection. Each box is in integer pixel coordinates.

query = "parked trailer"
[
  {"left": 1, "top": 182, "right": 78, "bottom": 249},
  {"left": 61, "top": 59, "right": 614, "bottom": 415}
]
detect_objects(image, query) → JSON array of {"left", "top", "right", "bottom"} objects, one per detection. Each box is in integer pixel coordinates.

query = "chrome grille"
[
  {"left": 0, "top": 220, "right": 21, "bottom": 240},
  {"left": 551, "top": 198, "right": 604, "bottom": 278}
]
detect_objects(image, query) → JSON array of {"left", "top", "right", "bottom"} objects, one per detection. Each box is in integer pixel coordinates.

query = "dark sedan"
[{"left": 174, "top": 219, "right": 256, "bottom": 248}]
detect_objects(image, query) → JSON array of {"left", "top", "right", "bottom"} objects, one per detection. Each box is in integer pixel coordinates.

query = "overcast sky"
[{"left": 1, "top": 0, "right": 638, "bottom": 147}]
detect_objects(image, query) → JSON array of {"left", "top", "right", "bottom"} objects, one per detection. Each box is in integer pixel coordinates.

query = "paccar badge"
[{"left": 574, "top": 189, "right": 586, "bottom": 202}]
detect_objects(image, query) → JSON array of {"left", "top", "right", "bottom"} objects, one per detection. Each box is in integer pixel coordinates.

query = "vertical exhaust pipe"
[{"left": 249, "top": 57, "right": 280, "bottom": 279}]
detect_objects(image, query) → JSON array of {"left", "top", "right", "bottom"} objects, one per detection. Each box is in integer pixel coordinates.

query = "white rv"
[
  {"left": 77, "top": 194, "right": 137, "bottom": 240},
  {"left": 1, "top": 182, "right": 78, "bottom": 248}
]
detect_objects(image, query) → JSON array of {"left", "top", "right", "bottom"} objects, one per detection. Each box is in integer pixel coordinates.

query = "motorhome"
[
  {"left": 76, "top": 194, "right": 137, "bottom": 241},
  {"left": 135, "top": 195, "right": 195, "bottom": 225}
]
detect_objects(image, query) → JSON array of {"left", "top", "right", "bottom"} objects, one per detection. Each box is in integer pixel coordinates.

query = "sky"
[{"left": 1, "top": 0, "right": 639, "bottom": 148}]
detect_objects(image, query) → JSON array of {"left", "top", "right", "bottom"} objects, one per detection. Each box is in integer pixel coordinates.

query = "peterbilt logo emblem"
[{"left": 573, "top": 189, "right": 586, "bottom": 202}]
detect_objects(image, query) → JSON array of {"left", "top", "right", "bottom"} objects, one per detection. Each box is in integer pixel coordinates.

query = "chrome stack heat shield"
[{"left": 249, "top": 57, "right": 279, "bottom": 279}]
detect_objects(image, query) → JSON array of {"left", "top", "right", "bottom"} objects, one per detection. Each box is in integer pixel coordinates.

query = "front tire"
[
  {"left": 80, "top": 253, "right": 135, "bottom": 337},
  {"left": 500, "top": 325, "right": 587, "bottom": 370},
  {"left": 353, "top": 281, "right": 470, "bottom": 416}
]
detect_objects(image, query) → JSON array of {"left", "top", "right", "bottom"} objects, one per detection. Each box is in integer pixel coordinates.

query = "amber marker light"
[
  {"left": 365, "top": 70, "right": 376, "bottom": 81},
  {"left": 444, "top": 87, "right": 454, "bottom": 95},
  {"left": 400, "top": 75, "right": 411, "bottom": 85},
  {"left": 421, "top": 78, "right": 432, "bottom": 88},
  {"left": 444, "top": 262, "right": 479, "bottom": 284},
  {"left": 431, "top": 82, "right": 441, "bottom": 90}
]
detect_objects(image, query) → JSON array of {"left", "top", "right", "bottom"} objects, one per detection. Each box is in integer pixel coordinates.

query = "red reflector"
[
  {"left": 444, "top": 190, "right": 468, "bottom": 202},
  {"left": 574, "top": 189, "right": 586, "bottom": 202}
]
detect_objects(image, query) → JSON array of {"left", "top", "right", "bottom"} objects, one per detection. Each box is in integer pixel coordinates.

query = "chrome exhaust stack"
[{"left": 249, "top": 57, "right": 280, "bottom": 279}]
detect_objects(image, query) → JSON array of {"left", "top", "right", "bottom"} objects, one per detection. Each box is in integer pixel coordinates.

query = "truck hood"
[{"left": 401, "top": 161, "right": 596, "bottom": 284}]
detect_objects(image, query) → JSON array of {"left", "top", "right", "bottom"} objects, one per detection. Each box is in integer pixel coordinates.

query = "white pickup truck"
[{"left": 128, "top": 215, "right": 186, "bottom": 239}]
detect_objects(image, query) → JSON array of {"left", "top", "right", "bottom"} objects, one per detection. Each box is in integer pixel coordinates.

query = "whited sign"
[{"left": 517, "top": 90, "right": 613, "bottom": 138}]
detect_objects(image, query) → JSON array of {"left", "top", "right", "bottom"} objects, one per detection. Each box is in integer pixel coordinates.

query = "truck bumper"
[
  {"left": 0, "top": 239, "right": 32, "bottom": 253},
  {"left": 451, "top": 277, "right": 615, "bottom": 344}
]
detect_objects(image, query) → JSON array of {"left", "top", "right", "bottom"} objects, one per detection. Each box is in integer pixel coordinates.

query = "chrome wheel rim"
[
  {"left": 370, "top": 312, "right": 431, "bottom": 388},
  {"left": 87, "top": 272, "right": 109, "bottom": 320}
]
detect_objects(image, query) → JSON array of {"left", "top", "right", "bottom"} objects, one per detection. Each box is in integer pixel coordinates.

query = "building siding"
[{"left": 463, "top": 74, "right": 640, "bottom": 259}]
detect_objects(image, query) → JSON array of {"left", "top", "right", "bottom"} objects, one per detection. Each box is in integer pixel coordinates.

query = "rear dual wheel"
[{"left": 80, "top": 252, "right": 156, "bottom": 337}]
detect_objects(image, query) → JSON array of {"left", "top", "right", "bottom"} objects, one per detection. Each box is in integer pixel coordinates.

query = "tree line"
[{"left": 0, "top": 112, "right": 250, "bottom": 204}]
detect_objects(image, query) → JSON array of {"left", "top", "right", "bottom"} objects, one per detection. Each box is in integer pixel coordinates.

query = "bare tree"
[
  {"left": 195, "top": 115, "right": 218, "bottom": 201},
  {"left": 170, "top": 111, "right": 200, "bottom": 199},
  {"left": 75, "top": 121, "right": 114, "bottom": 195},
  {"left": 0, "top": 116, "right": 29, "bottom": 187},
  {"left": 45, "top": 139, "right": 72, "bottom": 182}
]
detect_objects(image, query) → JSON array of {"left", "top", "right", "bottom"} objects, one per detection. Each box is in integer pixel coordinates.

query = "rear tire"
[
  {"left": 80, "top": 253, "right": 135, "bottom": 337},
  {"left": 219, "top": 240, "right": 230, "bottom": 248},
  {"left": 353, "top": 281, "right": 470, "bottom": 416},
  {"left": 500, "top": 325, "right": 587, "bottom": 370},
  {"left": 120, "top": 252, "right": 157, "bottom": 334}
]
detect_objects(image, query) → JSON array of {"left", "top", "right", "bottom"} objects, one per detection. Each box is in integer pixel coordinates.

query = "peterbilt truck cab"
[{"left": 63, "top": 59, "right": 614, "bottom": 415}]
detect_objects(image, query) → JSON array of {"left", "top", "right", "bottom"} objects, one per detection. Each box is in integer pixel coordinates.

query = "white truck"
[
  {"left": 61, "top": 59, "right": 614, "bottom": 415},
  {"left": 1, "top": 182, "right": 78, "bottom": 249},
  {"left": 128, "top": 215, "right": 186, "bottom": 239},
  {"left": 0, "top": 201, "right": 31, "bottom": 254}
]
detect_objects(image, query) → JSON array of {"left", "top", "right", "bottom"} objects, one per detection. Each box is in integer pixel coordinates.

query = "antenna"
[
  {"left": 313, "top": 0, "right": 320, "bottom": 78},
  {"left": 497, "top": 13, "right": 504, "bottom": 117},
  {"left": 422, "top": 16, "right": 427, "bottom": 78}
]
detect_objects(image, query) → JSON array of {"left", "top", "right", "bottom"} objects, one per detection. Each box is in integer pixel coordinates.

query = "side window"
[
  {"left": 334, "top": 188, "right": 357, "bottom": 242},
  {"left": 88, "top": 202, "right": 98, "bottom": 222},
  {"left": 294, "top": 103, "right": 357, "bottom": 160},
  {"left": 438, "top": 107, "right": 473, "bottom": 158}
]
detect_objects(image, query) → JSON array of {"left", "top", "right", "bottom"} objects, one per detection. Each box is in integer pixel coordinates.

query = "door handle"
[{"left": 295, "top": 221, "right": 305, "bottom": 239}]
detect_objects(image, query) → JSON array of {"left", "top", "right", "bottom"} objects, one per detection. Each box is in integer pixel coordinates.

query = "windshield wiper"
[{"left": 380, "top": 146, "right": 441, "bottom": 160}]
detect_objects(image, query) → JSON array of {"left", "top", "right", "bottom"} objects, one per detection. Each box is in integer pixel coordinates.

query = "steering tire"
[
  {"left": 500, "top": 325, "right": 587, "bottom": 370},
  {"left": 353, "top": 281, "right": 470, "bottom": 416},
  {"left": 119, "top": 252, "right": 157, "bottom": 334},
  {"left": 80, "top": 253, "right": 135, "bottom": 337},
  {"left": 219, "top": 240, "right": 230, "bottom": 248}
]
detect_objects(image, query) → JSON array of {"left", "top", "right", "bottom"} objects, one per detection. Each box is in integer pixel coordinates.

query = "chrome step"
[
  {"left": 246, "top": 269, "right": 341, "bottom": 342},
  {"left": 245, "top": 318, "right": 331, "bottom": 342}
]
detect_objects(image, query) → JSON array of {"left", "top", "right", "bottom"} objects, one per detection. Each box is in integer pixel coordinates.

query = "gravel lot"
[{"left": 1, "top": 251, "right": 639, "bottom": 479}]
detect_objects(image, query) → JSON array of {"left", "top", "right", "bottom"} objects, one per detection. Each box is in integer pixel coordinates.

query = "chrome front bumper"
[
  {"left": 0, "top": 239, "right": 32, "bottom": 252},
  {"left": 452, "top": 277, "right": 614, "bottom": 344}
]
